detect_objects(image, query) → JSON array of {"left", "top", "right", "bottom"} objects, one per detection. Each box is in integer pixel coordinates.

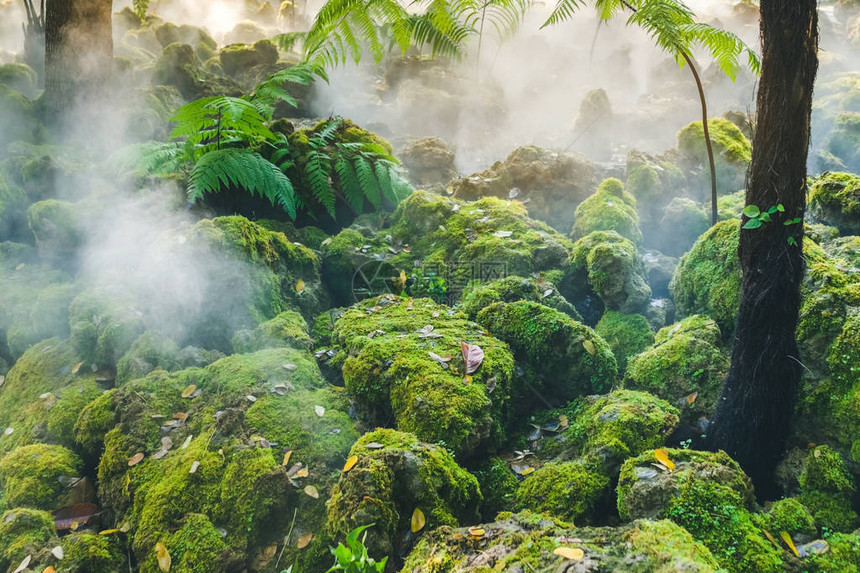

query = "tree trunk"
[
  {"left": 43, "top": 0, "right": 113, "bottom": 114},
  {"left": 706, "top": 0, "right": 818, "bottom": 497}
]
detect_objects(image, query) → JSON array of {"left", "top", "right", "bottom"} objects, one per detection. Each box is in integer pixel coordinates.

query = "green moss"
[
  {"left": 326, "top": 429, "right": 481, "bottom": 560},
  {"left": 624, "top": 519, "right": 722, "bottom": 571},
  {"left": 69, "top": 288, "right": 146, "bottom": 368},
  {"left": 657, "top": 198, "right": 709, "bottom": 257},
  {"left": 623, "top": 315, "right": 728, "bottom": 424},
  {"left": 717, "top": 190, "right": 746, "bottom": 220},
  {"left": 824, "top": 113, "right": 860, "bottom": 177},
  {"left": 564, "top": 230, "right": 651, "bottom": 313},
  {"left": 61, "top": 532, "right": 123, "bottom": 573},
  {"left": 670, "top": 220, "right": 742, "bottom": 335},
  {"left": 153, "top": 42, "right": 243, "bottom": 101},
  {"left": 469, "top": 457, "right": 518, "bottom": 520},
  {"left": 752, "top": 498, "right": 816, "bottom": 538},
  {"left": 476, "top": 301, "right": 617, "bottom": 401},
  {"left": 541, "top": 389, "right": 679, "bottom": 471},
  {"left": 825, "top": 236, "right": 860, "bottom": 268},
  {"left": 808, "top": 171, "right": 860, "bottom": 234},
  {"left": 27, "top": 200, "right": 83, "bottom": 263},
  {"left": 332, "top": 296, "right": 514, "bottom": 458},
  {"left": 515, "top": 460, "right": 609, "bottom": 522},
  {"left": 806, "top": 532, "right": 860, "bottom": 572},
  {"left": 594, "top": 311, "right": 654, "bottom": 372},
  {"left": 74, "top": 390, "right": 118, "bottom": 459},
  {"left": 164, "top": 513, "right": 231, "bottom": 573},
  {"left": 828, "top": 314, "right": 860, "bottom": 388},
  {"left": 44, "top": 377, "right": 106, "bottom": 449},
  {"left": 795, "top": 445, "right": 858, "bottom": 533},
  {"left": 677, "top": 118, "right": 752, "bottom": 194},
  {"left": 618, "top": 449, "right": 782, "bottom": 573},
  {"left": 459, "top": 276, "right": 581, "bottom": 321},
  {"left": 0, "top": 508, "right": 55, "bottom": 571},
  {"left": 231, "top": 309, "right": 312, "bottom": 353},
  {"left": 5, "top": 282, "right": 78, "bottom": 360},
  {"left": 571, "top": 178, "right": 642, "bottom": 244},
  {"left": 218, "top": 39, "right": 278, "bottom": 77},
  {"left": 0, "top": 444, "right": 82, "bottom": 510},
  {"left": 116, "top": 330, "right": 181, "bottom": 384}
]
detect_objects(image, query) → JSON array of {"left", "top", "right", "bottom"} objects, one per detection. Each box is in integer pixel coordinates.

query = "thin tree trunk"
[
  {"left": 706, "top": 0, "right": 818, "bottom": 497},
  {"left": 43, "top": 0, "right": 113, "bottom": 114}
]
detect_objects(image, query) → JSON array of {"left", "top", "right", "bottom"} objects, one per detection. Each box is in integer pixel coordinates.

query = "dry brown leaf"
[
  {"left": 181, "top": 384, "right": 196, "bottom": 398},
  {"left": 685, "top": 391, "right": 698, "bottom": 405},
  {"left": 304, "top": 485, "right": 319, "bottom": 499},
  {"left": 297, "top": 533, "right": 313, "bottom": 549},
  {"left": 71, "top": 362, "right": 83, "bottom": 374},
  {"left": 553, "top": 547, "right": 585, "bottom": 560},
  {"left": 53, "top": 503, "right": 102, "bottom": 531},
  {"left": 343, "top": 455, "right": 358, "bottom": 473},
  {"left": 411, "top": 508, "right": 426, "bottom": 533},
  {"left": 461, "top": 342, "right": 484, "bottom": 374},
  {"left": 128, "top": 452, "right": 145, "bottom": 467},
  {"left": 156, "top": 541, "right": 171, "bottom": 572}
]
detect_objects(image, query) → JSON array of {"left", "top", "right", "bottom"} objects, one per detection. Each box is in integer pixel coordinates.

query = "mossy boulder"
[
  {"left": 459, "top": 276, "right": 581, "bottom": 322},
  {"left": 825, "top": 235, "right": 860, "bottom": 268},
  {"left": 571, "top": 178, "right": 642, "bottom": 244},
  {"left": 641, "top": 249, "right": 679, "bottom": 299},
  {"left": 0, "top": 508, "right": 56, "bottom": 572},
  {"left": 4, "top": 281, "right": 78, "bottom": 360},
  {"left": 27, "top": 200, "right": 83, "bottom": 265},
  {"left": 330, "top": 295, "right": 514, "bottom": 458},
  {"left": 219, "top": 39, "right": 279, "bottom": 78},
  {"left": 515, "top": 460, "right": 609, "bottom": 522},
  {"left": 539, "top": 390, "right": 679, "bottom": 473},
  {"left": 116, "top": 330, "right": 181, "bottom": 385},
  {"left": 0, "top": 85, "right": 38, "bottom": 149},
  {"left": 154, "top": 22, "right": 217, "bottom": 58},
  {"left": 656, "top": 197, "right": 710, "bottom": 257},
  {"left": 808, "top": 171, "right": 860, "bottom": 235},
  {"left": 476, "top": 301, "right": 617, "bottom": 403},
  {"left": 469, "top": 457, "right": 518, "bottom": 520},
  {"left": 153, "top": 43, "right": 243, "bottom": 101},
  {"left": 677, "top": 118, "right": 752, "bottom": 196},
  {"left": 623, "top": 315, "right": 729, "bottom": 425},
  {"left": 326, "top": 429, "right": 481, "bottom": 565},
  {"left": 594, "top": 310, "right": 654, "bottom": 372},
  {"left": 751, "top": 497, "right": 817, "bottom": 539},
  {"left": 60, "top": 532, "right": 123, "bottom": 572},
  {"left": 618, "top": 449, "right": 784, "bottom": 572},
  {"left": 625, "top": 149, "right": 687, "bottom": 223},
  {"left": 69, "top": 287, "right": 145, "bottom": 368},
  {"left": 798, "top": 445, "right": 858, "bottom": 533},
  {"left": 231, "top": 309, "right": 313, "bottom": 353},
  {"left": 401, "top": 512, "right": 722, "bottom": 572},
  {"left": 399, "top": 137, "right": 457, "bottom": 186},
  {"left": 563, "top": 230, "right": 652, "bottom": 314},
  {"left": 822, "top": 113, "right": 860, "bottom": 175},
  {"left": 0, "top": 444, "right": 82, "bottom": 510},
  {"left": 450, "top": 146, "right": 596, "bottom": 233}
]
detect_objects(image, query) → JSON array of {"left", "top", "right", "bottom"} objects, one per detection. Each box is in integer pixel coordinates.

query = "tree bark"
[
  {"left": 43, "top": 0, "right": 113, "bottom": 114},
  {"left": 706, "top": 0, "right": 818, "bottom": 497}
]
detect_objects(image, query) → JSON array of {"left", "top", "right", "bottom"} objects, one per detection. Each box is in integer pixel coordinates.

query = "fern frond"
[
  {"left": 109, "top": 141, "right": 184, "bottom": 177},
  {"left": 405, "top": 13, "right": 470, "bottom": 60},
  {"left": 353, "top": 155, "right": 381, "bottom": 208},
  {"left": 252, "top": 62, "right": 328, "bottom": 113},
  {"left": 132, "top": 0, "right": 149, "bottom": 20},
  {"left": 188, "top": 149, "right": 297, "bottom": 219},
  {"left": 272, "top": 32, "right": 307, "bottom": 54},
  {"left": 542, "top": 0, "right": 587, "bottom": 28},
  {"left": 170, "top": 96, "right": 275, "bottom": 148},
  {"left": 305, "top": 151, "right": 337, "bottom": 217},
  {"left": 334, "top": 156, "right": 365, "bottom": 212}
]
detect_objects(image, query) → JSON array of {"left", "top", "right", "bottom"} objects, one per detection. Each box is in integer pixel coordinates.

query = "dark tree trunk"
[
  {"left": 43, "top": 0, "right": 113, "bottom": 114},
  {"left": 706, "top": 0, "right": 818, "bottom": 497}
]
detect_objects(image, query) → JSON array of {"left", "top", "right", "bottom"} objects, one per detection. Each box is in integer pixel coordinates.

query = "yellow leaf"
[
  {"left": 654, "top": 448, "right": 676, "bottom": 471},
  {"left": 70, "top": 520, "right": 79, "bottom": 531},
  {"left": 43, "top": 567, "right": 57, "bottom": 573},
  {"left": 296, "top": 468, "right": 309, "bottom": 478},
  {"left": 582, "top": 340, "right": 596, "bottom": 356},
  {"left": 762, "top": 529, "right": 779, "bottom": 549},
  {"left": 411, "top": 508, "right": 426, "bottom": 533},
  {"left": 297, "top": 533, "right": 313, "bottom": 549},
  {"left": 468, "top": 527, "right": 485, "bottom": 538},
  {"left": 304, "top": 485, "right": 319, "bottom": 499},
  {"left": 686, "top": 391, "right": 698, "bottom": 405},
  {"left": 343, "top": 455, "right": 358, "bottom": 473},
  {"left": 553, "top": 547, "right": 585, "bottom": 560},
  {"left": 156, "top": 542, "right": 171, "bottom": 572},
  {"left": 780, "top": 531, "right": 799, "bottom": 557},
  {"left": 520, "top": 467, "right": 535, "bottom": 476},
  {"left": 71, "top": 362, "right": 83, "bottom": 375},
  {"left": 559, "top": 414, "right": 569, "bottom": 428},
  {"left": 296, "top": 279, "right": 305, "bottom": 293},
  {"left": 181, "top": 384, "right": 196, "bottom": 398},
  {"left": 282, "top": 450, "right": 293, "bottom": 466},
  {"left": 99, "top": 528, "right": 119, "bottom": 535}
]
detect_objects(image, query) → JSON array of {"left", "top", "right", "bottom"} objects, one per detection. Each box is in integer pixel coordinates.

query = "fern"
[
  {"left": 188, "top": 149, "right": 297, "bottom": 219},
  {"left": 133, "top": 0, "right": 149, "bottom": 20},
  {"left": 109, "top": 142, "right": 183, "bottom": 177},
  {"left": 252, "top": 62, "right": 328, "bottom": 118}
]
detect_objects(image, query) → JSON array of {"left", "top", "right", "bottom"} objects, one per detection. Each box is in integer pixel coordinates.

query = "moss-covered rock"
[
  {"left": 401, "top": 512, "right": 722, "bottom": 572},
  {"left": 805, "top": 531, "right": 860, "bottom": 572},
  {"left": 330, "top": 295, "right": 514, "bottom": 458},
  {"left": 4, "top": 281, "right": 78, "bottom": 359},
  {"left": 326, "top": 429, "right": 481, "bottom": 566},
  {"left": 399, "top": 137, "right": 457, "bottom": 186},
  {"left": 822, "top": 113, "right": 860, "bottom": 175},
  {"left": 60, "top": 532, "right": 124, "bottom": 572},
  {"left": 623, "top": 315, "right": 729, "bottom": 425},
  {"left": 539, "top": 390, "right": 679, "bottom": 473},
  {"left": 825, "top": 235, "right": 860, "bottom": 269},
  {"left": 450, "top": 146, "right": 596, "bottom": 233},
  {"left": 0, "top": 63, "right": 37, "bottom": 100},
  {"left": 219, "top": 39, "right": 279, "bottom": 78},
  {"left": 656, "top": 197, "right": 710, "bottom": 257},
  {"left": 677, "top": 118, "right": 752, "bottom": 196},
  {"left": 625, "top": 149, "right": 687, "bottom": 225},
  {"left": 231, "top": 309, "right": 312, "bottom": 353},
  {"left": 115, "top": 330, "right": 181, "bottom": 385},
  {"left": 69, "top": 287, "right": 145, "bottom": 368},
  {"left": 0, "top": 85, "right": 39, "bottom": 149},
  {"left": 459, "top": 276, "right": 581, "bottom": 322},
  {"left": 0, "top": 444, "right": 82, "bottom": 510},
  {"left": 618, "top": 449, "right": 783, "bottom": 572},
  {"left": 27, "top": 199, "right": 83, "bottom": 265},
  {"left": 0, "top": 508, "right": 56, "bottom": 572},
  {"left": 798, "top": 445, "right": 858, "bottom": 533},
  {"left": 751, "top": 497, "right": 817, "bottom": 539},
  {"left": 469, "top": 457, "right": 518, "bottom": 521},
  {"left": 808, "top": 171, "right": 860, "bottom": 235},
  {"left": 153, "top": 43, "right": 243, "bottom": 101},
  {"left": 515, "top": 460, "right": 609, "bottom": 522},
  {"left": 563, "top": 230, "right": 651, "bottom": 314},
  {"left": 476, "top": 301, "right": 616, "bottom": 405},
  {"left": 571, "top": 178, "right": 642, "bottom": 244},
  {"left": 594, "top": 310, "right": 654, "bottom": 372}
]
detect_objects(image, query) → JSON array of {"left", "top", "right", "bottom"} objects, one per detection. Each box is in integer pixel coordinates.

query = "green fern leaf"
[{"left": 353, "top": 155, "right": 381, "bottom": 208}]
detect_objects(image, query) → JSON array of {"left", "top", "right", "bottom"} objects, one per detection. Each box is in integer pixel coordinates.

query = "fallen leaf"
[
  {"left": 296, "top": 468, "right": 309, "bottom": 478},
  {"left": 582, "top": 340, "right": 596, "bottom": 356},
  {"left": 156, "top": 541, "right": 171, "bottom": 572},
  {"left": 181, "top": 384, "right": 196, "bottom": 398},
  {"left": 161, "top": 437, "right": 173, "bottom": 451},
  {"left": 173, "top": 412, "right": 188, "bottom": 422},
  {"left": 411, "top": 508, "right": 426, "bottom": 533},
  {"left": 468, "top": 527, "right": 485, "bottom": 538},
  {"left": 304, "top": 485, "right": 319, "bottom": 499},
  {"left": 70, "top": 520, "right": 79, "bottom": 531},
  {"left": 189, "top": 461, "right": 200, "bottom": 474},
  {"left": 559, "top": 414, "right": 569, "bottom": 428},
  {"left": 283, "top": 450, "right": 293, "bottom": 466},
  {"left": 461, "top": 342, "right": 484, "bottom": 374},
  {"left": 780, "top": 531, "right": 799, "bottom": 557},
  {"left": 492, "top": 230, "right": 513, "bottom": 238},
  {"left": 53, "top": 503, "right": 101, "bottom": 530},
  {"left": 99, "top": 528, "right": 119, "bottom": 535},
  {"left": 553, "top": 547, "right": 585, "bottom": 560},
  {"left": 343, "top": 456, "right": 358, "bottom": 472},
  {"left": 463, "top": 375, "right": 472, "bottom": 385},
  {"left": 246, "top": 395, "right": 257, "bottom": 403},
  {"left": 43, "top": 567, "right": 57, "bottom": 573},
  {"left": 813, "top": 448, "right": 821, "bottom": 458},
  {"left": 296, "top": 279, "right": 306, "bottom": 293},
  {"left": 314, "top": 405, "right": 325, "bottom": 417},
  {"left": 685, "top": 391, "right": 698, "bottom": 405},
  {"left": 283, "top": 363, "right": 298, "bottom": 371},
  {"left": 762, "top": 529, "right": 778, "bottom": 549},
  {"left": 520, "top": 467, "right": 535, "bottom": 476},
  {"left": 297, "top": 533, "right": 313, "bottom": 549},
  {"left": 654, "top": 449, "right": 675, "bottom": 471},
  {"left": 365, "top": 442, "right": 384, "bottom": 450},
  {"left": 181, "top": 435, "right": 192, "bottom": 450},
  {"left": 51, "top": 546, "right": 64, "bottom": 559},
  {"left": 486, "top": 376, "right": 497, "bottom": 394},
  {"left": 72, "top": 362, "right": 83, "bottom": 374},
  {"left": 12, "top": 556, "right": 30, "bottom": 573},
  {"left": 4, "top": 427, "right": 13, "bottom": 436}
]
